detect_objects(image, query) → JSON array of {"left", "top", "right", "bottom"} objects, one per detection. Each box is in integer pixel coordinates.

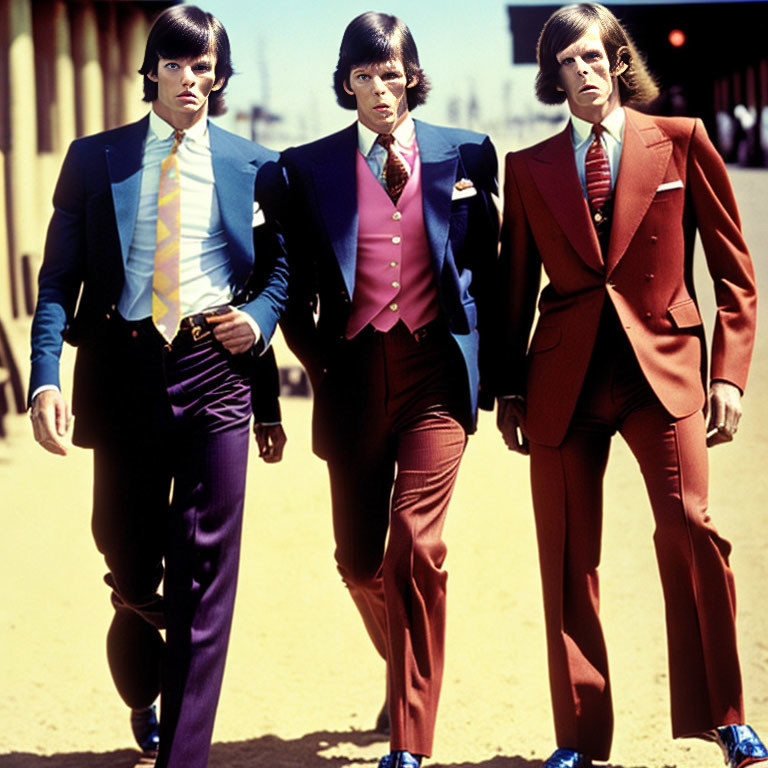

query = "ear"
[
  {"left": 343, "top": 80, "right": 354, "bottom": 96},
  {"left": 613, "top": 45, "right": 631, "bottom": 76},
  {"left": 211, "top": 78, "right": 225, "bottom": 92},
  {"left": 147, "top": 70, "right": 159, "bottom": 83},
  {"left": 406, "top": 74, "right": 419, "bottom": 89}
]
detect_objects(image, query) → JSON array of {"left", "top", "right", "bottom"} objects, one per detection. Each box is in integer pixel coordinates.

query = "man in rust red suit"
[{"left": 496, "top": 4, "right": 767, "bottom": 768}]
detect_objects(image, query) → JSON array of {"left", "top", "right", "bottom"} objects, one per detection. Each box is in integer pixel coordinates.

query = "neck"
[
  {"left": 152, "top": 102, "right": 209, "bottom": 131},
  {"left": 570, "top": 81, "right": 622, "bottom": 124}
]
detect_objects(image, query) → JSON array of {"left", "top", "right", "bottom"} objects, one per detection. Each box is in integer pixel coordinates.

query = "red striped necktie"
[{"left": 585, "top": 123, "right": 611, "bottom": 225}]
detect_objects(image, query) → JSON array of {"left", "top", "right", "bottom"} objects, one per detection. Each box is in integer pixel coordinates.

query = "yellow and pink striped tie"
[{"left": 152, "top": 129, "right": 184, "bottom": 342}]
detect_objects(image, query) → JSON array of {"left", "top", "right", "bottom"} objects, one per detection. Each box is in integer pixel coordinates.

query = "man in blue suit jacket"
[
  {"left": 280, "top": 13, "right": 498, "bottom": 768},
  {"left": 28, "top": 7, "right": 287, "bottom": 767}
]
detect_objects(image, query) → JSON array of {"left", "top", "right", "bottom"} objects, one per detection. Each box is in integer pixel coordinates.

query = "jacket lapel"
[
  {"left": 414, "top": 120, "right": 459, "bottom": 276},
  {"left": 311, "top": 125, "right": 359, "bottom": 298},
  {"left": 210, "top": 122, "right": 259, "bottom": 283},
  {"left": 106, "top": 116, "right": 149, "bottom": 267},
  {"left": 606, "top": 108, "right": 672, "bottom": 275},
  {"left": 526, "top": 125, "right": 603, "bottom": 273}
]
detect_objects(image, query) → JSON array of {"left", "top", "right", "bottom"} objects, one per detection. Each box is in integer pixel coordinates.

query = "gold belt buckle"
[{"left": 191, "top": 324, "right": 211, "bottom": 341}]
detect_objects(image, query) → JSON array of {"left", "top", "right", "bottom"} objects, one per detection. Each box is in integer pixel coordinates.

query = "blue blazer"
[
  {"left": 29, "top": 115, "right": 289, "bottom": 441},
  {"left": 280, "top": 119, "right": 499, "bottom": 450}
]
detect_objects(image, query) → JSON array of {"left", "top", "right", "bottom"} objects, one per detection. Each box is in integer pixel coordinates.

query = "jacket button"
[
  {"left": 645, "top": 273, "right": 655, "bottom": 280},
  {"left": 645, "top": 311, "right": 652, "bottom": 318},
  {"left": 650, "top": 235, "right": 658, "bottom": 243}
]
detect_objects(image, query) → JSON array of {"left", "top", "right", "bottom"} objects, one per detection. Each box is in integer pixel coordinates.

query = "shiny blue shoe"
[
  {"left": 543, "top": 748, "right": 593, "bottom": 768},
  {"left": 378, "top": 750, "right": 422, "bottom": 768},
  {"left": 711, "top": 725, "right": 768, "bottom": 768},
  {"left": 130, "top": 704, "right": 160, "bottom": 753}
]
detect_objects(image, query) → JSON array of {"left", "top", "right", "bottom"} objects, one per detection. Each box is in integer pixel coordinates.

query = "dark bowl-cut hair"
[
  {"left": 138, "top": 5, "right": 233, "bottom": 117},
  {"left": 535, "top": 3, "right": 659, "bottom": 107},
  {"left": 333, "top": 12, "right": 431, "bottom": 111}
]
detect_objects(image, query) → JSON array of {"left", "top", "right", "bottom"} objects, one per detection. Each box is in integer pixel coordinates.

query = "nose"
[
  {"left": 575, "top": 57, "right": 589, "bottom": 76},
  {"left": 371, "top": 76, "right": 386, "bottom": 95},
  {"left": 181, "top": 66, "right": 196, "bottom": 87}
]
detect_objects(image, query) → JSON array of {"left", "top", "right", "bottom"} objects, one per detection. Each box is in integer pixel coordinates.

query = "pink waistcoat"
[{"left": 345, "top": 147, "right": 439, "bottom": 338}]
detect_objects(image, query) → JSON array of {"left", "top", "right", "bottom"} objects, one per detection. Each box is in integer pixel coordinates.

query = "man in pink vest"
[{"left": 280, "top": 12, "right": 499, "bottom": 768}]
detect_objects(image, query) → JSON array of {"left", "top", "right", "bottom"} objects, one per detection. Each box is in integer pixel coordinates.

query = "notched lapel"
[
  {"left": 106, "top": 120, "right": 147, "bottom": 267},
  {"left": 209, "top": 123, "right": 264, "bottom": 283},
  {"left": 527, "top": 127, "right": 603, "bottom": 274},
  {"left": 415, "top": 121, "right": 459, "bottom": 275},
  {"left": 311, "top": 129, "right": 359, "bottom": 298},
  {"left": 606, "top": 111, "right": 672, "bottom": 274}
]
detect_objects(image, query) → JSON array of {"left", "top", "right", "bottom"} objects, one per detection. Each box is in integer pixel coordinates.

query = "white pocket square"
[
  {"left": 656, "top": 180, "right": 683, "bottom": 192},
  {"left": 452, "top": 186, "right": 477, "bottom": 200},
  {"left": 252, "top": 201, "right": 266, "bottom": 228}
]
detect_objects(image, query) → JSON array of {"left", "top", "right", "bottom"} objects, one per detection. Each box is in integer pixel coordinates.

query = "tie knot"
[
  {"left": 170, "top": 129, "right": 185, "bottom": 153},
  {"left": 377, "top": 133, "right": 395, "bottom": 150},
  {"left": 591, "top": 123, "right": 604, "bottom": 141}
]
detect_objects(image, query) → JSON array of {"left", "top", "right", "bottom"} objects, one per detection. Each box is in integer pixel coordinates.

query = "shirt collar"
[
  {"left": 357, "top": 115, "right": 416, "bottom": 156},
  {"left": 570, "top": 106, "right": 625, "bottom": 148},
  {"left": 148, "top": 108, "right": 210, "bottom": 145}
]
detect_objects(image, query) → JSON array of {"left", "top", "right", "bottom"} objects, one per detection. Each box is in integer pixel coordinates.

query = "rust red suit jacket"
[{"left": 496, "top": 107, "right": 756, "bottom": 447}]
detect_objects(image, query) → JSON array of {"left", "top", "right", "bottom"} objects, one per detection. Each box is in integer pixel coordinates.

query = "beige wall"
[{"left": 0, "top": 0, "right": 172, "bottom": 415}]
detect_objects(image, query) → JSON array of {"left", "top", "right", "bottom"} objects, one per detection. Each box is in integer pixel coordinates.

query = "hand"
[
  {"left": 706, "top": 381, "right": 742, "bottom": 447},
  {"left": 497, "top": 396, "right": 529, "bottom": 455},
  {"left": 30, "top": 389, "right": 71, "bottom": 456},
  {"left": 254, "top": 423, "right": 286, "bottom": 463},
  {"left": 206, "top": 308, "right": 258, "bottom": 355}
]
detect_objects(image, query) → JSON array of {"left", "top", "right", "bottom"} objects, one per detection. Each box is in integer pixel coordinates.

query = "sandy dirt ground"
[{"left": 2, "top": 168, "right": 768, "bottom": 768}]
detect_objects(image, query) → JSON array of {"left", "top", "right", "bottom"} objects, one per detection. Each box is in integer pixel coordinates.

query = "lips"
[{"left": 178, "top": 91, "right": 197, "bottom": 102}]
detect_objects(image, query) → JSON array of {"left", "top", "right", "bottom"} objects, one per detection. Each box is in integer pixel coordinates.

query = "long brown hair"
[{"left": 535, "top": 3, "right": 659, "bottom": 107}]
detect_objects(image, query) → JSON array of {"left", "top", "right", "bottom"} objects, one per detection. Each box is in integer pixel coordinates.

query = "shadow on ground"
[{"left": 0, "top": 730, "right": 647, "bottom": 768}]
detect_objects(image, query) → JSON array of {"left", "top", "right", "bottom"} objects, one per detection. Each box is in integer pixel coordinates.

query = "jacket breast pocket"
[
  {"left": 667, "top": 299, "right": 702, "bottom": 328},
  {"left": 528, "top": 325, "right": 561, "bottom": 354}
]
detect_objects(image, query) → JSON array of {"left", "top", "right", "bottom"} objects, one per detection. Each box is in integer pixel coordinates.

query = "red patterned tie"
[
  {"left": 376, "top": 133, "right": 408, "bottom": 204},
  {"left": 585, "top": 123, "right": 611, "bottom": 225}
]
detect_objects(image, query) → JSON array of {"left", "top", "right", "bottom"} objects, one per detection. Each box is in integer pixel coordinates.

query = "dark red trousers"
[
  {"left": 529, "top": 313, "right": 744, "bottom": 760},
  {"left": 323, "top": 321, "right": 467, "bottom": 757}
]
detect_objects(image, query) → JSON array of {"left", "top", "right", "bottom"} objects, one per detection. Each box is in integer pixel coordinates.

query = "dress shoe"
[
  {"left": 378, "top": 750, "right": 422, "bottom": 768},
  {"left": 130, "top": 704, "right": 160, "bottom": 753},
  {"left": 711, "top": 725, "right": 768, "bottom": 768},
  {"left": 375, "top": 700, "right": 391, "bottom": 735},
  {"left": 543, "top": 748, "right": 592, "bottom": 768}
]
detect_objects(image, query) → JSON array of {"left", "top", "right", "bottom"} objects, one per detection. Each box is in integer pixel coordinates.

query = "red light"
[{"left": 668, "top": 29, "right": 686, "bottom": 47}]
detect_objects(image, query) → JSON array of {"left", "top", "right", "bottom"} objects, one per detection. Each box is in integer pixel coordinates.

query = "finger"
[
  {"left": 56, "top": 402, "right": 71, "bottom": 436},
  {"left": 707, "top": 394, "right": 725, "bottom": 434}
]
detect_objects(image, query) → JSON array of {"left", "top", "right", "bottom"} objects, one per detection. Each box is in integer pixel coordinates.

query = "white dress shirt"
[{"left": 119, "top": 109, "right": 235, "bottom": 322}]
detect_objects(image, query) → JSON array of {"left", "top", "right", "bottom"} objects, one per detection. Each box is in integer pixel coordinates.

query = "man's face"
[
  {"left": 148, "top": 52, "right": 222, "bottom": 128},
  {"left": 555, "top": 24, "right": 622, "bottom": 121},
  {"left": 344, "top": 58, "right": 416, "bottom": 134}
]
